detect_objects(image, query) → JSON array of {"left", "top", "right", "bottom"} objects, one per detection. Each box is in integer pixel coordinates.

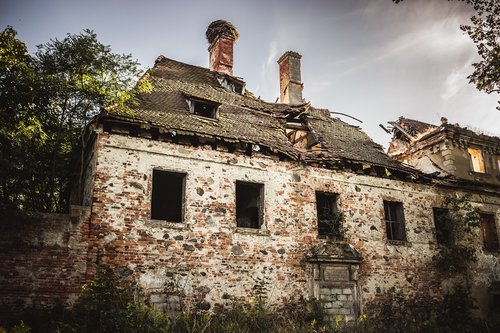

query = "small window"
[
  {"left": 433, "top": 208, "right": 453, "bottom": 245},
  {"left": 384, "top": 201, "right": 407, "bottom": 241},
  {"left": 491, "top": 293, "right": 500, "bottom": 313},
  {"left": 467, "top": 147, "right": 485, "bottom": 173},
  {"left": 480, "top": 213, "right": 499, "bottom": 252},
  {"left": 186, "top": 97, "right": 220, "bottom": 119},
  {"left": 218, "top": 76, "right": 245, "bottom": 94},
  {"left": 236, "top": 181, "right": 263, "bottom": 229},
  {"left": 490, "top": 282, "right": 500, "bottom": 313},
  {"left": 316, "top": 192, "right": 343, "bottom": 237},
  {"left": 151, "top": 170, "right": 185, "bottom": 222}
]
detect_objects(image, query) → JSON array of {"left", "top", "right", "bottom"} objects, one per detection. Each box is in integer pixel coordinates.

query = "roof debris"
[{"left": 100, "top": 56, "right": 423, "bottom": 180}]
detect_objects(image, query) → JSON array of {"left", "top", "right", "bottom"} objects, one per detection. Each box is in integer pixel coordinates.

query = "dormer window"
[
  {"left": 228, "top": 81, "right": 244, "bottom": 94},
  {"left": 186, "top": 96, "right": 220, "bottom": 119},
  {"left": 467, "top": 147, "right": 485, "bottom": 173},
  {"left": 216, "top": 75, "right": 245, "bottom": 94}
]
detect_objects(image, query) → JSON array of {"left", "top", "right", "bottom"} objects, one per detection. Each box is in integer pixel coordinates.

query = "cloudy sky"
[{"left": 1, "top": 0, "right": 499, "bottom": 148}]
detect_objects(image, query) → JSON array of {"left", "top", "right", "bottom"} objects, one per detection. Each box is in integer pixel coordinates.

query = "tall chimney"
[
  {"left": 278, "top": 51, "right": 303, "bottom": 104},
  {"left": 206, "top": 20, "right": 239, "bottom": 75}
]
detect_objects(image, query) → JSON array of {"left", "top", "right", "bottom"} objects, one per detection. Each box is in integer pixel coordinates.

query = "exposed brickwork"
[
  {"left": 0, "top": 207, "right": 90, "bottom": 323},
  {"left": 1, "top": 131, "right": 499, "bottom": 320},
  {"left": 87, "top": 133, "right": 500, "bottom": 314}
]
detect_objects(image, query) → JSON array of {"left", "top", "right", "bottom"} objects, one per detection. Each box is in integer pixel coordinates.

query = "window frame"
[
  {"left": 383, "top": 200, "right": 407, "bottom": 242},
  {"left": 480, "top": 212, "right": 499, "bottom": 252},
  {"left": 150, "top": 169, "right": 186, "bottom": 223},
  {"left": 186, "top": 96, "right": 221, "bottom": 119},
  {"left": 433, "top": 207, "right": 453, "bottom": 245},
  {"left": 467, "top": 146, "right": 485, "bottom": 173},
  {"left": 316, "top": 192, "right": 343, "bottom": 238},
  {"left": 235, "top": 180, "right": 264, "bottom": 229}
]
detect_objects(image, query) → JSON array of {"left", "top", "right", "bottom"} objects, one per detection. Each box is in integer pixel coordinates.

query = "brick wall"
[
  {"left": 1, "top": 130, "right": 498, "bottom": 321},
  {"left": 90, "top": 133, "right": 500, "bottom": 314},
  {"left": 0, "top": 207, "right": 89, "bottom": 323}
]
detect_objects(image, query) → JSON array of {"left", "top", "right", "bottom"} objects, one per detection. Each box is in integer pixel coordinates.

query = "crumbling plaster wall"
[
  {"left": 89, "top": 132, "right": 500, "bottom": 313},
  {"left": 448, "top": 143, "right": 500, "bottom": 185}
]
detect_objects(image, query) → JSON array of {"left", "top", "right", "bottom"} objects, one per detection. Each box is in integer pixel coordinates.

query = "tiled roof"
[
  {"left": 395, "top": 117, "right": 437, "bottom": 138},
  {"left": 101, "top": 56, "right": 411, "bottom": 173},
  {"left": 395, "top": 117, "right": 500, "bottom": 143}
]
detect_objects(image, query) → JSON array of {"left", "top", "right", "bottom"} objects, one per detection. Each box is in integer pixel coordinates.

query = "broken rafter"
[{"left": 389, "top": 122, "right": 416, "bottom": 142}]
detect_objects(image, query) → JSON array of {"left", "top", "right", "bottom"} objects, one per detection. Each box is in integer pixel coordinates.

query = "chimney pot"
[
  {"left": 206, "top": 20, "right": 238, "bottom": 75},
  {"left": 278, "top": 51, "right": 303, "bottom": 104}
]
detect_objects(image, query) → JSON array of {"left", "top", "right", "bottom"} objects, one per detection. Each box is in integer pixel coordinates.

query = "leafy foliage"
[
  {"left": 460, "top": 0, "right": 500, "bottom": 101},
  {"left": 318, "top": 211, "right": 346, "bottom": 239},
  {"left": 0, "top": 26, "right": 47, "bottom": 213},
  {"left": 434, "top": 243, "right": 477, "bottom": 273},
  {"left": 433, "top": 194, "right": 480, "bottom": 273},
  {"left": 0, "top": 26, "right": 145, "bottom": 214},
  {"left": 364, "top": 286, "right": 492, "bottom": 333},
  {"left": 5, "top": 271, "right": 500, "bottom": 333}
]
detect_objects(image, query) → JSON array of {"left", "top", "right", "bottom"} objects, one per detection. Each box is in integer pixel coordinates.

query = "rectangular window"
[
  {"left": 236, "top": 181, "right": 263, "bottom": 229},
  {"left": 480, "top": 213, "right": 499, "bottom": 252},
  {"left": 186, "top": 97, "right": 220, "bottom": 119},
  {"left": 316, "top": 192, "right": 342, "bottom": 237},
  {"left": 151, "top": 170, "right": 185, "bottom": 222},
  {"left": 433, "top": 208, "right": 453, "bottom": 245},
  {"left": 467, "top": 147, "right": 485, "bottom": 173},
  {"left": 490, "top": 283, "right": 500, "bottom": 313},
  {"left": 384, "top": 201, "right": 407, "bottom": 241}
]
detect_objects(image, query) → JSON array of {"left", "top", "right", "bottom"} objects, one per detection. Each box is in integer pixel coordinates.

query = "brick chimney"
[
  {"left": 206, "top": 20, "right": 239, "bottom": 75},
  {"left": 278, "top": 51, "right": 303, "bottom": 104}
]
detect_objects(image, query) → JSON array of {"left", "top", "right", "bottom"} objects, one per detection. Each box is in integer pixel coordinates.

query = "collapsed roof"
[{"left": 99, "top": 56, "right": 422, "bottom": 180}]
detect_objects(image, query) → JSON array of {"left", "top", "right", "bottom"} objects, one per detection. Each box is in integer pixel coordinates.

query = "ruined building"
[
  {"left": 1, "top": 20, "right": 499, "bottom": 321},
  {"left": 388, "top": 116, "right": 500, "bottom": 188}
]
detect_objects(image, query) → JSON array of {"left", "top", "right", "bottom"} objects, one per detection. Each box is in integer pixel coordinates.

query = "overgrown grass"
[{"left": 2, "top": 268, "right": 500, "bottom": 333}]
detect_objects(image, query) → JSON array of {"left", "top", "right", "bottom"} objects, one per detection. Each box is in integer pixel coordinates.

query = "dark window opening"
[
  {"left": 316, "top": 192, "right": 343, "bottom": 237},
  {"left": 491, "top": 293, "right": 500, "bottom": 313},
  {"left": 193, "top": 101, "right": 217, "bottom": 118},
  {"left": 151, "top": 170, "right": 185, "bottom": 222},
  {"left": 232, "top": 83, "right": 244, "bottom": 94},
  {"left": 384, "top": 201, "right": 407, "bottom": 241},
  {"left": 236, "top": 181, "right": 263, "bottom": 229},
  {"left": 186, "top": 96, "right": 220, "bottom": 119},
  {"left": 218, "top": 76, "right": 245, "bottom": 94},
  {"left": 433, "top": 208, "right": 453, "bottom": 245},
  {"left": 480, "top": 213, "right": 499, "bottom": 252},
  {"left": 103, "top": 122, "right": 112, "bottom": 133}
]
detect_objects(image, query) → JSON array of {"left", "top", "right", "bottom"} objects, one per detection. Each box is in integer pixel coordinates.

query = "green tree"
[
  {"left": 0, "top": 27, "right": 146, "bottom": 213},
  {"left": 0, "top": 26, "right": 48, "bottom": 212},
  {"left": 33, "top": 29, "right": 144, "bottom": 211},
  {"left": 395, "top": 0, "right": 500, "bottom": 109},
  {"left": 460, "top": 0, "right": 500, "bottom": 100}
]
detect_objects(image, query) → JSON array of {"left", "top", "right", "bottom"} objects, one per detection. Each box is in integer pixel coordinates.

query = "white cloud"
[{"left": 441, "top": 60, "right": 473, "bottom": 100}]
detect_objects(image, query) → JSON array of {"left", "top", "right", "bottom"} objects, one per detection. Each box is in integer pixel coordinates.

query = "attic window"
[
  {"left": 467, "top": 147, "right": 485, "bottom": 173},
  {"left": 186, "top": 97, "right": 220, "bottom": 119},
  {"left": 218, "top": 76, "right": 245, "bottom": 94},
  {"left": 225, "top": 80, "right": 244, "bottom": 94}
]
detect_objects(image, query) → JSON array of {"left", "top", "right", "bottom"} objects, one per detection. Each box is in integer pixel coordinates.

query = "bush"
[{"left": 8, "top": 267, "right": 500, "bottom": 333}]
